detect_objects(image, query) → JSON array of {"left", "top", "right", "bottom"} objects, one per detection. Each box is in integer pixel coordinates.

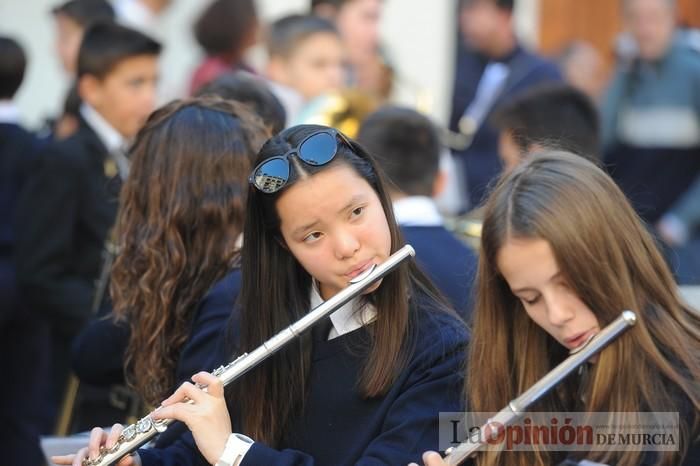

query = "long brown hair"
[
  {"left": 110, "top": 97, "right": 268, "bottom": 406},
  {"left": 232, "top": 124, "right": 450, "bottom": 445},
  {"left": 470, "top": 152, "right": 700, "bottom": 466}
]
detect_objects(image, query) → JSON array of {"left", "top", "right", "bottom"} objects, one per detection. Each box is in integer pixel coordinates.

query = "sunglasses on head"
[{"left": 249, "top": 129, "right": 351, "bottom": 194}]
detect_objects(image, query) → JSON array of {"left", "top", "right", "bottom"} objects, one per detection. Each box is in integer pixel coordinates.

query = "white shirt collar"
[
  {"left": 80, "top": 104, "right": 131, "bottom": 180},
  {"left": 309, "top": 281, "right": 377, "bottom": 340},
  {"left": 392, "top": 196, "right": 444, "bottom": 227},
  {"left": 80, "top": 103, "right": 125, "bottom": 154},
  {"left": 0, "top": 101, "right": 20, "bottom": 124}
]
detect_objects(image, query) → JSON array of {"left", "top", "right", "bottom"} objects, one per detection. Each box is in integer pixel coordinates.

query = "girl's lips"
[
  {"left": 564, "top": 329, "right": 595, "bottom": 349},
  {"left": 345, "top": 260, "right": 373, "bottom": 279}
]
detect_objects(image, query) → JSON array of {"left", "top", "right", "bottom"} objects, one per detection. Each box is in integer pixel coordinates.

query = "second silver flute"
[
  {"left": 82, "top": 244, "right": 415, "bottom": 466},
  {"left": 444, "top": 310, "right": 638, "bottom": 466}
]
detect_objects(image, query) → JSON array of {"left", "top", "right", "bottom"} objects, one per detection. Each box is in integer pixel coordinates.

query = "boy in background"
[
  {"left": 358, "top": 106, "right": 478, "bottom": 320},
  {"left": 265, "top": 14, "right": 345, "bottom": 125},
  {"left": 0, "top": 36, "right": 45, "bottom": 466},
  {"left": 15, "top": 22, "right": 160, "bottom": 427},
  {"left": 491, "top": 83, "right": 600, "bottom": 172}
]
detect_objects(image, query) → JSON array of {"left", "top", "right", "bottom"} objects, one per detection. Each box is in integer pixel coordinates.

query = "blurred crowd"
[{"left": 1, "top": 0, "right": 700, "bottom": 464}]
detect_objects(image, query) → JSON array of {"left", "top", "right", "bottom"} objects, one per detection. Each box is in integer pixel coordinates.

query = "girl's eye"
[
  {"left": 521, "top": 295, "right": 540, "bottom": 306},
  {"left": 303, "top": 232, "right": 323, "bottom": 243},
  {"left": 351, "top": 206, "right": 364, "bottom": 218}
]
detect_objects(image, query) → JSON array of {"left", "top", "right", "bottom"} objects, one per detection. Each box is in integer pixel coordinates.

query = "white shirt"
[
  {"left": 392, "top": 196, "right": 444, "bottom": 227},
  {"left": 113, "top": 0, "right": 159, "bottom": 33},
  {"left": 217, "top": 285, "right": 376, "bottom": 465},
  {"left": 0, "top": 101, "right": 20, "bottom": 124},
  {"left": 267, "top": 80, "right": 305, "bottom": 128},
  {"left": 80, "top": 104, "right": 130, "bottom": 179},
  {"left": 310, "top": 280, "right": 377, "bottom": 339}
]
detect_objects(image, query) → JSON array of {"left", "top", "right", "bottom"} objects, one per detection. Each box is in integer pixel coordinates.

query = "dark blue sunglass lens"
[
  {"left": 254, "top": 158, "right": 290, "bottom": 193},
  {"left": 298, "top": 132, "right": 337, "bottom": 166}
]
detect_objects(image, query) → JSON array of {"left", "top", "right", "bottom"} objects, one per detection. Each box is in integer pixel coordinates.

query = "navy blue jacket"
[
  {"left": 0, "top": 122, "right": 38, "bottom": 325},
  {"left": 0, "top": 122, "right": 48, "bottom": 466},
  {"left": 138, "top": 299, "right": 469, "bottom": 465},
  {"left": 401, "top": 225, "right": 477, "bottom": 321},
  {"left": 15, "top": 119, "right": 120, "bottom": 335},
  {"left": 72, "top": 268, "right": 241, "bottom": 447},
  {"left": 450, "top": 45, "right": 561, "bottom": 207}
]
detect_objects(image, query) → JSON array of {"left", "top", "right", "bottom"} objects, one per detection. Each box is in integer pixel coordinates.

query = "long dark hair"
[
  {"left": 232, "top": 124, "right": 449, "bottom": 445},
  {"left": 111, "top": 97, "right": 268, "bottom": 406},
  {"left": 470, "top": 152, "right": 700, "bottom": 466}
]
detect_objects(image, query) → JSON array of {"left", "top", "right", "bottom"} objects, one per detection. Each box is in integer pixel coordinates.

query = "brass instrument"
[
  {"left": 443, "top": 213, "right": 482, "bottom": 250},
  {"left": 295, "top": 89, "right": 380, "bottom": 138},
  {"left": 82, "top": 245, "right": 416, "bottom": 466},
  {"left": 444, "top": 311, "right": 638, "bottom": 465}
]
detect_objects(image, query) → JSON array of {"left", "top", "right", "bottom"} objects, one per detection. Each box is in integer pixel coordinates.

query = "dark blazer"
[
  {"left": 450, "top": 45, "right": 561, "bottom": 206},
  {"left": 0, "top": 122, "right": 48, "bottom": 466},
  {"left": 401, "top": 225, "right": 478, "bottom": 322},
  {"left": 72, "top": 268, "right": 242, "bottom": 447},
  {"left": 0, "top": 122, "right": 38, "bottom": 324},
  {"left": 15, "top": 119, "right": 120, "bottom": 336}
]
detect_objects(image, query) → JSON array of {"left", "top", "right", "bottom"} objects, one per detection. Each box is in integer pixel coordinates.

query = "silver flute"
[
  {"left": 444, "top": 310, "right": 638, "bottom": 466},
  {"left": 82, "top": 244, "right": 416, "bottom": 466}
]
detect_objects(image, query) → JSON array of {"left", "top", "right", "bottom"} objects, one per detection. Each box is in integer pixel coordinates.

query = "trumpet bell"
[{"left": 294, "top": 89, "right": 380, "bottom": 138}]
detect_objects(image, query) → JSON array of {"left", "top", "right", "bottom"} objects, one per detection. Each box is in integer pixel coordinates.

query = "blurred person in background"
[
  {"left": 311, "top": 0, "right": 392, "bottom": 100},
  {"left": 0, "top": 36, "right": 46, "bottom": 466},
  {"left": 602, "top": 0, "right": 700, "bottom": 227},
  {"left": 492, "top": 83, "right": 601, "bottom": 172},
  {"left": 48, "top": 0, "right": 115, "bottom": 140},
  {"left": 358, "top": 106, "right": 478, "bottom": 320},
  {"left": 15, "top": 22, "right": 160, "bottom": 429},
  {"left": 52, "top": 0, "right": 115, "bottom": 76},
  {"left": 195, "top": 70, "right": 286, "bottom": 134},
  {"left": 189, "top": 0, "right": 259, "bottom": 95},
  {"left": 557, "top": 40, "right": 608, "bottom": 102},
  {"left": 113, "top": 0, "right": 171, "bottom": 34},
  {"left": 449, "top": 0, "right": 561, "bottom": 211},
  {"left": 264, "top": 14, "right": 345, "bottom": 125},
  {"left": 445, "top": 84, "right": 600, "bottom": 259}
]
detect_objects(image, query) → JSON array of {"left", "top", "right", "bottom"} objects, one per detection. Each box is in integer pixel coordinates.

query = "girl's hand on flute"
[
  {"left": 153, "top": 371, "right": 231, "bottom": 465},
  {"left": 51, "top": 424, "right": 137, "bottom": 466},
  {"left": 408, "top": 451, "right": 449, "bottom": 466}
]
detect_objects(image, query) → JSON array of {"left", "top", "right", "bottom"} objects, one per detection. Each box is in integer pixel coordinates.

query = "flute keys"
[
  {"left": 122, "top": 424, "right": 137, "bottom": 441},
  {"left": 154, "top": 418, "right": 169, "bottom": 433},
  {"left": 136, "top": 417, "right": 154, "bottom": 433}
]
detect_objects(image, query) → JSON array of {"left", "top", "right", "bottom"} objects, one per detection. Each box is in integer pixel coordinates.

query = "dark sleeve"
[
  {"left": 173, "top": 272, "right": 240, "bottom": 383},
  {"left": 14, "top": 146, "right": 91, "bottom": 330},
  {"left": 71, "top": 315, "right": 128, "bottom": 386},
  {"left": 241, "top": 317, "right": 468, "bottom": 466},
  {"left": 153, "top": 271, "right": 239, "bottom": 449},
  {"left": 138, "top": 433, "right": 208, "bottom": 466}
]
